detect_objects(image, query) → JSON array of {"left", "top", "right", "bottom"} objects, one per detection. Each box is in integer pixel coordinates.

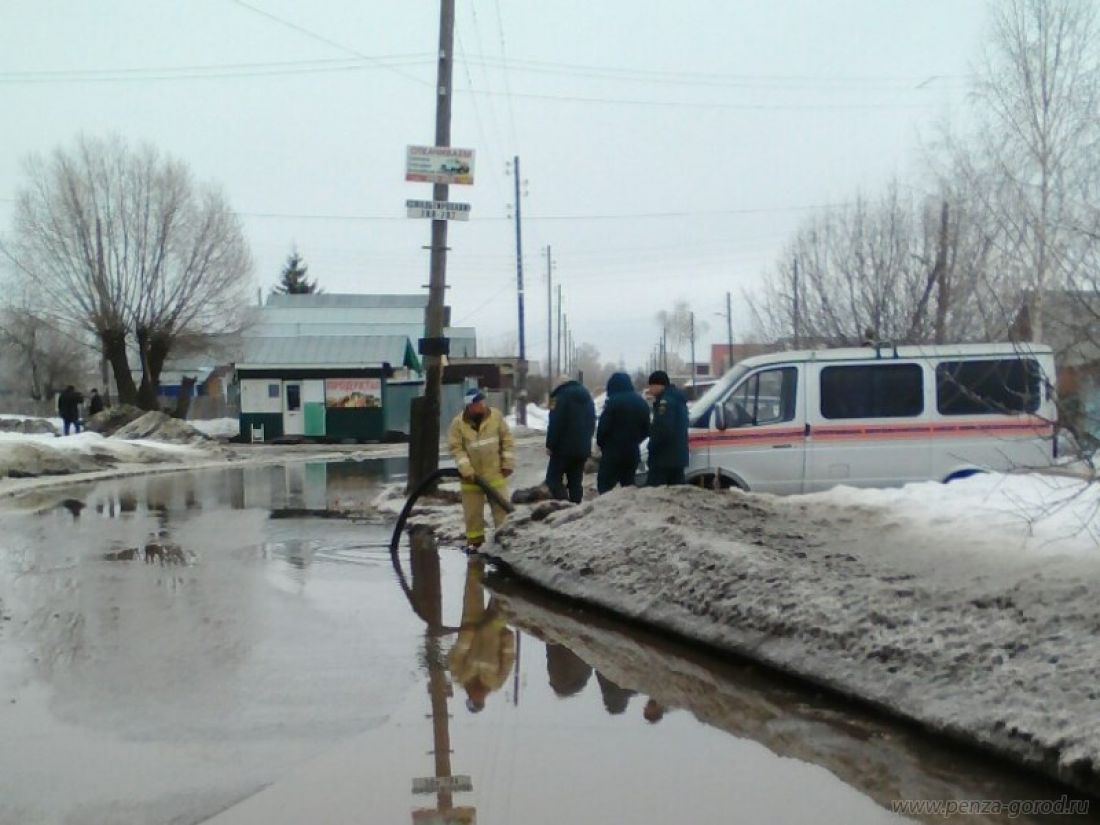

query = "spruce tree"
[{"left": 274, "top": 248, "right": 317, "bottom": 294}]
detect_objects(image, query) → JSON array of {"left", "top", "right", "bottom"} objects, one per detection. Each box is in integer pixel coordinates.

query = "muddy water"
[{"left": 0, "top": 462, "right": 1091, "bottom": 825}]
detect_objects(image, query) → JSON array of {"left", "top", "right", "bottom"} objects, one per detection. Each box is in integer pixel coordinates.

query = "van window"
[
  {"left": 936, "top": 359, "right": 1041, "bottom": 415},
  {"left": 723, "top": 367, "right": 797, "bottom": 427},
  {"left": 820, "top": 363, "right": 923, "bottom": 419}
]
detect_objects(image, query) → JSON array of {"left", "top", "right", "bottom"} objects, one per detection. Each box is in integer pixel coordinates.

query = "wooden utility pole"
[
  {"left": 407, "top": 0, "right": 455, "bottom": 493},
  {"left": 556, "top": 285, "right": 562, "bottom": 380},
  {"left": 689, "top": 311, "right": 696, "bottom": 392},
  {"left": 725, "top": 291, "right": 734, "bottom": 372},
  {"left": 792, "top": 256, "right": 801, "bottom": 350},
  {"left": 545, "top": 245, "right": 553, "bottom": 391},
  {"left": 512, "top": 156, "right": 527, "bottom": 425}
]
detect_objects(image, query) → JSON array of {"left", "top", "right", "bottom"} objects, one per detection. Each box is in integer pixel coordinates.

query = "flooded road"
[{"left": 0, "top": 461, "right": 1090, "bottom": 824}]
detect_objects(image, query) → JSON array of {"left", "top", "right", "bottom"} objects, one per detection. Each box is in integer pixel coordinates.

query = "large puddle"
[{"left": 0, "top": 461, "right": 1091, "bottom": 824}]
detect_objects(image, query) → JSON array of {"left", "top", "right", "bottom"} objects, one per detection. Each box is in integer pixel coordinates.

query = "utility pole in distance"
[
  {"left": 407, "top": 0, "right": 455, "bottom": 494},
  {"left": 556, "top": 284, "right": 562, "bottom": 381},
  {"left": 512, "top": 156, "right": 527, "bottom": 425},
  {"left": 545, "top": 245, "right": 553, "bottom": 396},
  {"left": 726, "top": 290, "right": 734, "bottom": 372}
]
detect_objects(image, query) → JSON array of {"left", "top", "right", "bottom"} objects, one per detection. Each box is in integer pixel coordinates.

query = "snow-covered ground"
[
  {"left": 488, "top": 473, "right": 1100, "bottom": 795},
  {"left": 506, "top": 403, "right": 548, "bottom": 432}
]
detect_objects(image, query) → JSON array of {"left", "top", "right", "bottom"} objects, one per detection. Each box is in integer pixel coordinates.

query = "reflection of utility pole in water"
[{"left": 408, "top": 529, "right": 476, "bottom": 825}]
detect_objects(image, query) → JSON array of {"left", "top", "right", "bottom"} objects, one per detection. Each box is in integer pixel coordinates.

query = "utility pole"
[
  {"left": 512, "top": 156, "right": 527, "bottom": 426},
  {"left": 792, "top": 256, "right": 801, "bottom": 350},
  {"left": 725, "top": 290, "right": 734, "bottom": 372},
  {"left": 661, "top": 327, "right": 668, "bottom": 372},
  {"left": 545, "top": 245, "right": 553, "bottom": 393},
  {"left": 407, "top": 0, "right": 455, "bottom": 493},
  {"left": 689, "top": 311, "right": 696, "bottom": 393},
  {"left": 556, "top": 284, "right": 562, "bottom": 381},
  {"left": 562, "top": 314, "right": 568, "bottom": 376}
]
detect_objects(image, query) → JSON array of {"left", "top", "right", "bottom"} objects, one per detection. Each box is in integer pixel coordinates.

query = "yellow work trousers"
[{"left": 461, "top": 478, "right": 509, "bottom": 545}]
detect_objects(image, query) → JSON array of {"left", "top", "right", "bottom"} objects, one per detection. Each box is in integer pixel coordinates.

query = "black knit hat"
[{"left": 647, "top": 370, "right": 670, "bottom": 386}]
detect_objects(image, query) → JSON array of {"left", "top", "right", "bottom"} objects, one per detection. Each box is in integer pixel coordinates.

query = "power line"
[
  {"left": 233, "top": 201, "right": 843, "bottom": 223},
  {"left": 228, "top": 0, "right": 431, "bottom": 87},
  {"left": 491, "top": 0, "right": 521, "bottom": 150}
]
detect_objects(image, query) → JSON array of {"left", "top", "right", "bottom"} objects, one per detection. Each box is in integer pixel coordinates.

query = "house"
[
  {"left": 1011, "top": 290, "right": 1100, "bottom": 443},
  {"left": 235, "top": 293, "right": 483, "bottom": 442},
  {"left": 253, "top": 293, "right": 477, "bottom": 356},
  {"left": 709, "top": 343, "right": 782, "bottom": 378},
  {"left": 236, "top": 334, "right": 421, "bottom": 442}
]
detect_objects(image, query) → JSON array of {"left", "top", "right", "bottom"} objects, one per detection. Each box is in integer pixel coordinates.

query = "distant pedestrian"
[
  {"left": 448, "top": 388, "right": 514, "bottom": 552},
  {"left": 57, "top": 385, "right": 84, "bottom": 436},
  {"left": 87, "top": 388, "right": 104, "bottom": 417},
  {"left": 596, "top": 372, "right": 650, "bottom": 494},
  {"left": 645, "top": 371, "right": 689, "bottom": 486},
  {"left": 545, "top": 375, "right": 596, "bottom": 504}
]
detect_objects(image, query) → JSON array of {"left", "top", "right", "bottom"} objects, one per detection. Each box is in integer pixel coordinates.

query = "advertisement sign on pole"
[
  {"left": 406, "top": 200, "right": 471, "bottom": 221},
  {"left": 406, "top": 146, "right": 476, "bottom": 185}
]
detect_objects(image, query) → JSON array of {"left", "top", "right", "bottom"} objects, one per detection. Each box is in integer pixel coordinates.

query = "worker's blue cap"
[{"left": 464, "top": 388, "right": 485, "bottom": 405}]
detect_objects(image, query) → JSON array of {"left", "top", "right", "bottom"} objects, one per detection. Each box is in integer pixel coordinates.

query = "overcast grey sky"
[{"left": 0, "top": 1, "right": 990, "bottom": 369}]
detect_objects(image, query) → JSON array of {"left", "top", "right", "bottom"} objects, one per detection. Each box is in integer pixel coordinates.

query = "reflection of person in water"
[
  {"left": 596, "top": 672, "right": 636, "bottom": 715},
  {"left": 448, "top": 559, "right": 516, "bottom": 713},
  {"left": 545, "top": 643, "right": 592, "bottom": 697}
]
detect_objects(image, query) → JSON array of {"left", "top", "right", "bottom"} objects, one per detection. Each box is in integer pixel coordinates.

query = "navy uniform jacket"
[
  {"left": 546, "top": 380, "right": 596, "bottom": 459},
  {"left": 648, "top": 384, "right": 689, "bottom": 469},
  {"left": 596, "top": 372, "right": 650, "bottom": 463}
]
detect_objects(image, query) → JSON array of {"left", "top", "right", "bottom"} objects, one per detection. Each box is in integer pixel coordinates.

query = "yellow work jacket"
[{"left": 448, "top": 408, "right": 515, "bottom": 482}]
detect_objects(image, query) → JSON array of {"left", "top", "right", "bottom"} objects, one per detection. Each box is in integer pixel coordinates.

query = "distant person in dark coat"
[
  {"left": 57, "top": 385, "right": 84, "bottom": 436},
  {"left": 596, "top": 372, "right": 651, "bottom": 493},
  {"left": 545, "top": 376, "right": 596, "bottom": 504},
  {"left": 87, "top": 389, "right": 104, "bottom": 417},
  {"left": 645, "top": 371, "right": 689, "bottom": 486}
]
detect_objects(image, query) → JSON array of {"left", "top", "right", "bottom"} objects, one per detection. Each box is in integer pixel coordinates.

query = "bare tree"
[
  {"left": 0, "top": 305, "right": 90, "bottom": 401},
  {"left": 2, "top": 136, "right": 252, "bottom": 409},
  {"left": 973, "top": 0, "right": 1100, "bottom": 343}
]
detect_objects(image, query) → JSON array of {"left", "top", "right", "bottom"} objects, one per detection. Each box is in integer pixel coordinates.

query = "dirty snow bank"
[
  {"left": 506, "top": 403, "right": 548, "bottom": 432},
  {"left": 189, "top": 417, "right": 240, "bottom": 438},
  {"left": 492, "top": 479, "right": 1100, "bottom": 794},
  {"left": 0, "top": 431, "right": 212, "bottom": 480}
]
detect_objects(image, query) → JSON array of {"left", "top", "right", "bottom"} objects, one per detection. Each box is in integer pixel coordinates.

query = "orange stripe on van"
[{"left": 689, "top": 416, "right": 1052, "bottom": 448}]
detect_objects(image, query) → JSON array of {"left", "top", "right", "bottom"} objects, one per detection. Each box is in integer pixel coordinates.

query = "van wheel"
[
  {"left": 944, "top": 469, "right": 983, "bottom": 484},
  {"left": 697, "top": 474, "right": 744, "bottom": 491}
]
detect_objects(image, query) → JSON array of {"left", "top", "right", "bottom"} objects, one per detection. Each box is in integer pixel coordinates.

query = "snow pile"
[
  {"left": 189, "top": 417, "right": 240, "bottom": 439},
  {"left": 84, "top": 404, "right": 145, "bottom": 435},
  {"left": 492, "top": 481, "right": 1100, "bottom": 794},
  {"left": 110, "top": 411, "right": 212, "bottom": 445},
  {"left": 0, "top": 416, "right": 59, "bottom": 436},
  {"left": 506, "top": 403, "right": 548, "bottom": 432},
  {"left": 805, "top": 473, "right": 1100, "bottom": 553},
  {"left": 0, "top": 431, "right": 207, "bottom": 479}
]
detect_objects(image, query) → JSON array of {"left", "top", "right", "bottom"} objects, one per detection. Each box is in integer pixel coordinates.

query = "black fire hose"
[{"left": 388, "top": 467, "right": 516, "bottom": 628}]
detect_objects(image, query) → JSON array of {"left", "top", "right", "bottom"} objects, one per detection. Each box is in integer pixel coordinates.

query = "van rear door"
[{"left": 805, "top": 360, "right": 932, "bottom": 490}]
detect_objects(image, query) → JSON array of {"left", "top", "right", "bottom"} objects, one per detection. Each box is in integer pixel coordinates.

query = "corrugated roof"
[
  {"left": 264, "top": 293, "right": 428, "bottom": 310},
  {"left": 239, "top": 335, "right": 415, "bottom": 368}
]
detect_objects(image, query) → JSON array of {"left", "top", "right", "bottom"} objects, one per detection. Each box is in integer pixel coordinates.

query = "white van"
[{"left": 683, "top": 343, "right": 1057, "bottom": 494}]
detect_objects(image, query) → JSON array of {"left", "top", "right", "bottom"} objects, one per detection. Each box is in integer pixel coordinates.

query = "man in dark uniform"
[
  {"left": 596, "top": 371, "right": 650, "bottom": 493},
  {"left": 545, "top": 375, "right": 596, "bottom": 504},
  {"left": 645, "top": 370, "right": 689, "bottom": 486},
  {"left": 57, "top": 385, "right": 84, "bottom": 436}
]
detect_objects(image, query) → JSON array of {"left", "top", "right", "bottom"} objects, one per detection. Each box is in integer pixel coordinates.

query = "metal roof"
[
  {"left": 238, "top": 335, "right": 418, "bottom": 369},
  {"left": 264, "top": 293, "right": 428, "bottom": 309}
]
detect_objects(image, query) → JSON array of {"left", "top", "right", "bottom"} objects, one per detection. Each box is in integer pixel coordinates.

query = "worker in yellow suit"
[
  {"left": 448, "top": 557, "right": 516, "bottom": 712},
  {"left": 448, "top": 387, "right": 515, "bottom": 552}
]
